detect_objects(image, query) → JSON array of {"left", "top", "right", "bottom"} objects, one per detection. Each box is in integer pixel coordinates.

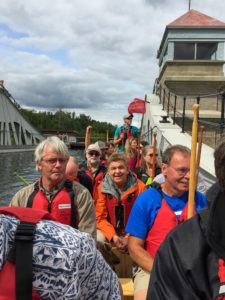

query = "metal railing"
[{"left": 149, "top": 79, "right": 225, "bottom": 149}]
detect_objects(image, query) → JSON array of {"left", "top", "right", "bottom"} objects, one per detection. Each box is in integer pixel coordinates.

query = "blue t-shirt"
[
  {"left": 125, "top": 187, "right": 207, "bottom": 239},
  {"left": 114, "top": 125, "right": 139, "bottom": 152}
]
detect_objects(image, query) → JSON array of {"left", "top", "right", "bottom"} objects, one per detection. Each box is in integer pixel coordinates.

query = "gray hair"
[
  {"left": 35, "top": 136, "right": 70, "bottom": 170},
  {"left": 162, "top": 144, "right": 190, "bottom": 165}
]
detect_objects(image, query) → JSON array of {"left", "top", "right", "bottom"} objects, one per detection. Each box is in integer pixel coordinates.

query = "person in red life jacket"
[
  {"left": 134, "top": 145, "right": 161, "bottom": 187},
  {"left": 10, "top": 136, "right": 96, "bottom": 241},
  {"left": 84, "top": 125, "right": 108, "bottom": 165},
  {"left": 65, "top": 156, "right": 93, "bottom": 195},
  {"left": 0, "top": 207, "right": 121, "bottom": 299},
  {"left": 95, "top": 152, "right": 146, "bottom": 267},
  {"left": 125, "top": 144, "right": 207, "bottom": 300},
  {"left": 125, "top": 137, "right": 138, "bottom": 171},
  {"left": 114, "top": 114, "right": 139, "bottom": 152},
  {"left": 79, "top": 143, "right": 107, "bottom": 199},
  {"left": 148, "top": 139, "right": 225, "bottom": 300}
]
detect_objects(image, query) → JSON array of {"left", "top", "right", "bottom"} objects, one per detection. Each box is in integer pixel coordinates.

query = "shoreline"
[{"left": 0, "top": 146, "right": 36, "bottom": 154}]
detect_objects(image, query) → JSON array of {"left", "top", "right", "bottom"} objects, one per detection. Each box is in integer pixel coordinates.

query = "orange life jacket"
[{"left": 106, "top": 193, "right": 136, "bottom": 230}]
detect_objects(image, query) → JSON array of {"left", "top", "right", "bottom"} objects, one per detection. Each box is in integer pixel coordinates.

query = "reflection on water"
[{"left": 0, "top": 149, "right": 84, "bottom": 206}]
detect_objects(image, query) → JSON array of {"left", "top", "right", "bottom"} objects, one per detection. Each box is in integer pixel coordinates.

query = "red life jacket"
[
  {"left": 119, "top": 127, "right": 135, "bottom": 146},
  {"left": 27, "top": 180, "right": 78, "bottom": 228},
  {"left": 217, "top": 259, "right": 225, "bottom": 299},
  {"left": 106, "top": 193, "right": 136, "bottom": 230},
  {"left": 85, "top": 169, "right": 105, "bottom": 197},
  {"left": 0, "top": 206, "right": 54, "bottom": 300},
  {"left": 145, "top": 198, "right": 196, "bottom": 257}
]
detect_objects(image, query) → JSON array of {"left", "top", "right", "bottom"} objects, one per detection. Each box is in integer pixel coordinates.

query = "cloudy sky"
[{"left": 0, "top": 0, "right": 224, "bottom": 127}]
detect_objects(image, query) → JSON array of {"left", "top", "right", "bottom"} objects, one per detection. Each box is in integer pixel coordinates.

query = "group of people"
[{"left": 0, "top": 112, "right": 224, "bottom": 300}]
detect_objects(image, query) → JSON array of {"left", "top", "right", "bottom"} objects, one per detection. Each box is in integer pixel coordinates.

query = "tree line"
[{"left": 20, "top": 108, "right": 117, "bottom": 140}]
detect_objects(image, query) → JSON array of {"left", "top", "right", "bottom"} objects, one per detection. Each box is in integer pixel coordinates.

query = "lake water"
[{"left": 0, "top": 149, "right": 84, "bottom": 206}]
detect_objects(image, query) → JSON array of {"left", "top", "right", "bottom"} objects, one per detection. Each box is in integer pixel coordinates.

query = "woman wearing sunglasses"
[{"left": 134, "top": 145, "right": 161, "bottom": 187}]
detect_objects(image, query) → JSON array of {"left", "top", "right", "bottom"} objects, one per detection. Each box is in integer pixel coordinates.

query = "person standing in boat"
[
  {"left": 95, "top": 152, "right": 146, "bottom": 267},
  {"left": 125, "top": 144, "right": 207, "bottom": 300},
  {"left": 10, "top": 136, "right": 96, "bottom": 240},
  {"left": 79, "top": 143, "right": 107, "bottom": 199},
  {"left": 134, "top": 145, "right": 161, "bottom": 187},
  {"left": 148, "top": 139, "right": 225, "bottom": 300},
  {"left": 114, "top": 113, "right": 139, "bottom": 152}
]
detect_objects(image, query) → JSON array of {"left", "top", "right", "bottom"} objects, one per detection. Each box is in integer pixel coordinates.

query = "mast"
[{"left": 189, "top": 0, "right": 191, "bottom": 11}]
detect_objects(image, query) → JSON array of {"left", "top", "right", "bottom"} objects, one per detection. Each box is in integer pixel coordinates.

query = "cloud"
[{"left": 0, "top": 0, "right": 224, "bottom": 126}]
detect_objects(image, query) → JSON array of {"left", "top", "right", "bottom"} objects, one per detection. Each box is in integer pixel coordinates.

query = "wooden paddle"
[
  {"left": 188, "top": 104, "right": 199, "bottom": 219},
  {"left": 151, "top": 132, "right": 157, "bottom": 180},
  {"left": 195, "top": 125, "right": 204, "bottom": 189}
]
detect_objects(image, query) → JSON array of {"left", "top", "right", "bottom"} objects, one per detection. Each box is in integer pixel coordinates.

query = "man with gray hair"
[
  {"left": 148, "top": 138, "right": 225, "bottom": 299},
  {"left": 79, "top": 143, "right": 107, "bottom": 198},
  {"left": 10, "top": 136, "right": 96, "bottom": 240},
  {"left": 125, "top": 144, "right": 207, "bottom": 300}
]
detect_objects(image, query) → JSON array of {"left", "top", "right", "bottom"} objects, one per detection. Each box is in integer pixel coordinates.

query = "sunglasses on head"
[{"left": 88, "top": 151, "right": 100, "bottom": 156}]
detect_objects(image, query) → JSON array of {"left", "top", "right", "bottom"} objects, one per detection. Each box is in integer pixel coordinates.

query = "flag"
[{"left": 128, "top": 98, "right": 146, "bottom": 114}]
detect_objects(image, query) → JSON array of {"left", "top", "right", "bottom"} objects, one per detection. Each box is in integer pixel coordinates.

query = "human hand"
[
  {"left": 86, "top": 125, "right": 92, "bottom": 132},
  {"left": 113, "top": 235, "right": 128, "bottom": 254},
  {"left": 119, "top": 133, "right": 124, "bottom": 139}
]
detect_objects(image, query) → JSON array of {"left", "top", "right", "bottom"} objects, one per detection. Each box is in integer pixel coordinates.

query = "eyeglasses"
[
  {"left": 169, "top": 166, "right": 190, "bottom": 176},
  {"left": 42, "top": 158, "right": 68, "bottom": 166},
  {"left": 88, "top": 151, "right": 100, "bottom": 156}
]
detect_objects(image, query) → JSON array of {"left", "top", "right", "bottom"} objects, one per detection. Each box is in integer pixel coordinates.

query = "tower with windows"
[{"left": 157, "top": 10, "right": 225, "bottom": 97}]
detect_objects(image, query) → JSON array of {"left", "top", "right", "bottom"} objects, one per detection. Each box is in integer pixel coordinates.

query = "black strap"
[
  {"left": 27, "top": 181, "right": 39, "bottom": 208},
  {"left": 150, "top": 181, "right": 163, "bottom": 196},
  {"left": 64, "top": 180, "right": 77, "bottom": 228},
  {"left": 15, "top": 221, "right": 36, "bottom": 300}
]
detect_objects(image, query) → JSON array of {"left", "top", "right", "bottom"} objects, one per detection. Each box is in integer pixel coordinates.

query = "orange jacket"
[{"left": 95, "top": 175, "right": 146, "bottom": 241}]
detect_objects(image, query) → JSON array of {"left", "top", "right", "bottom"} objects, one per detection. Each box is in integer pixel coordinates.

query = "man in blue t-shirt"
[
  {"left": 125, "top": 144, "right": 207, "bottom": 300},
  {"left": 114, "top": 114, "right": 139, "bottom": 152}
]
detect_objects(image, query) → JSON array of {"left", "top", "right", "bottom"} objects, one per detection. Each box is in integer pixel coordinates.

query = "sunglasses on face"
[
  {"left": 88, "top": 151, "right": 100, "bottom": 156},
  {"left": 148, "top": 153, "right": 158, "bottom": 157}
]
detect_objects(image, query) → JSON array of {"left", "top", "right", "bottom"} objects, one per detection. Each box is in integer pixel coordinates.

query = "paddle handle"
[
  {"left": 151, "top": 132, "right": 157, "bottom": 179},
  {"left": 188, "top": 104, "right": 199, "bottom": 219}
]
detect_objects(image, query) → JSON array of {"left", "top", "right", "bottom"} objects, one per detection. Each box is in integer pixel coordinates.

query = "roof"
[{"left": 168, "top": 9, "right": 225, "bottom": 28}]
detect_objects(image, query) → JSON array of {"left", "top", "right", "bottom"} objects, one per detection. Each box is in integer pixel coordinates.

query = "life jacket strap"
[{"left": 15, "top": 221, "right": 36, "bottom": 300}]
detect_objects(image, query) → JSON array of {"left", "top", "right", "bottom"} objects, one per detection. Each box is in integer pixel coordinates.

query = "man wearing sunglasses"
[
  {"left": 125, "top": 144, "right": 207, "bottom": 300},
  {"left": 114, "top": 113, "right": 139, "bottom": 152},
  {"left": 10, "top": 136, "right": 96, "bottom": 240},
  {"left": 79, "top": 143, "right": 107, "bottom": 199}
]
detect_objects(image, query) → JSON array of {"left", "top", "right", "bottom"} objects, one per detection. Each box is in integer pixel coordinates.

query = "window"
[{"left": 174, "top": 42, "right": 217, "bottom": 60}]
